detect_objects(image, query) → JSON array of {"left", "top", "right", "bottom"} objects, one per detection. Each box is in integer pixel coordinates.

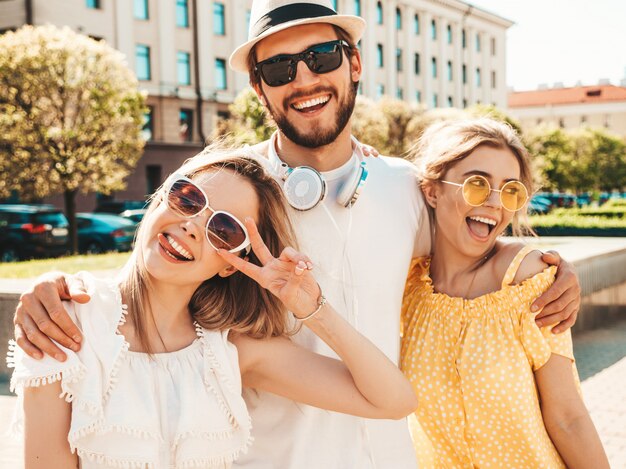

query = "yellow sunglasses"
[{"left": 441, "top": 174, "right": 529, "bottom": 212}]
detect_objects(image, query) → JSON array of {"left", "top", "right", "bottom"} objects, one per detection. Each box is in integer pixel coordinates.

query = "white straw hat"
[{"left": 229, "top": 0, "right": 365, "bottom": 73}]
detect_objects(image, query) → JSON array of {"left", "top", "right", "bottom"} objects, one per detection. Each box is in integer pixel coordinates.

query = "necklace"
[{"left": 463, "top": 245, "right": 498, "bottom": 299}]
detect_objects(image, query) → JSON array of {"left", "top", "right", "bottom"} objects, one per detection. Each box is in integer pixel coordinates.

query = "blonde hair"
[
  {"left": 120, "top": 146, "right": 297, "bottom": 354},
  {"left": 411, "top": 117, "right": 534, "bottom": 236}
]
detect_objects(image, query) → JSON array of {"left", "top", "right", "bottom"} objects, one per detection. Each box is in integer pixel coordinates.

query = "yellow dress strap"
[{"left": 501, "top": 245, "right": 539, "bottom": 287}]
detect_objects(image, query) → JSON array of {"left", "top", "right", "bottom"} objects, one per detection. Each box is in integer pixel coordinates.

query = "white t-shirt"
[{"left": 235, "top": 135, "right": 430, "bottom": 469}]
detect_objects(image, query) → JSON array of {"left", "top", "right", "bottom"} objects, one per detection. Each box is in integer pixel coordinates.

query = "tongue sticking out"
[{"left": 467, "top": 218, "right": 490, "bottom": 238}]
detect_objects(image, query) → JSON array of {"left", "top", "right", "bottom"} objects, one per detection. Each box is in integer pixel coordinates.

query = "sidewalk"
[{"left": 582, "top": 356, "right": 626, "bottom": 467}]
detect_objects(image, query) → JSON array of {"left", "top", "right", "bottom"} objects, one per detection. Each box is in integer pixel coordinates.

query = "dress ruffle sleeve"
[
  {"left": 517, "top": 266, "right": 575, "bottom": 370},
  {"left": 7, "top": 271, "right": 129, "bottom": 444}
]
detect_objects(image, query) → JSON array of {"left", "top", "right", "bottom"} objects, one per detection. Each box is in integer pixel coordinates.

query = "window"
[
  {"left": 354, "top": 0, "right": 361, "bottom": 16},
  {"left": 135, "top": 45, "right": 151, "bottom": 81},
  {"left": 176, "top": 0, "right": 189, "bottom": 27},
  {"left": 414, "top": 53, "right": 420, "bottom": 75},
  {"left": 416, "top": 90, "right": 422, "bottom": 103},
  {"left": 431, "top": 19, "right": 436, "bottom": 40},
  {"left": 447, "top": 96, "right": 453, "bottom": 107},
  {"left": 447, "top": 24, "right": 452, "bottom": 44},
  {"left": 476, "top": 33, "right": 481, "bottom": 52},
  {"left": 447, "top": 60, "right": 452, "bottom": 81},
  {"left": 462, "top": 64, "right": 467, "bottom": 84},
  {"left": 581, "top": 115, "right": 587, "bottom": 124},
  {"left": 414, "top": 14, "right": 420, "bottom": 34},
  {"left": 376, "top": 2, "right": 383, "bottom": 24},
  {"left": 134, "top": 0, "right": 148, "bottom": 19},
  {"left": 214, "top": 2, "right": 225, "bottom": 35},
  {"left": 86, "top": 0, "right": 100, "bottom": 9},
  {"left": 246, "top": 10, "right": 251, "bottom": 31},
  {"left": 396, "top": 8, "right": 402, "bottom": 30},
  {"left": 491, "top": 37, "right": 496, "bottom": 56},
  {"left": 141, "top": 106, "right": 154, "bottom": 141},
  {"left": 215, "top": 58, "right": 227, "bottom": 90},
  {"left": 462, "top": 29, "right": 466, "bottom": 48},
  {"left": 146, "top": 165, "right": 162, "bottom": 194},
  {"left": 180, "top": 109, "right": 193, "bottom": 142},
  {"left": 559, "top": 118, "right": 565, "bottom": 128},
  {"left": 462, "top": 98, "right": 467, "bottom": 108},
  {"left": 377, "top": 43, "right": 384, "bottom": 67},
  {"left": 431, "top": 57, "right": 437, "bottom": 78},
  {"left": 433, "top": 93, "right": 438, "bottom": 108},
  {"left": 396, "top": 48, "right": 402, "bottom": 72},
  {"left": 397, "top": 87, "right": 403, "bottom": 100},
  {"left": 491, "top": 70, "right": 496, "bottom": 89},
  {"left": 177, "top": 52, "right": 191, "bottom": 85},
  {"left": 475, "top": 67, "right": 481, "bottom": 86},
  {"left": 376, "top": 84, "right": 385, "bottom": 99}
]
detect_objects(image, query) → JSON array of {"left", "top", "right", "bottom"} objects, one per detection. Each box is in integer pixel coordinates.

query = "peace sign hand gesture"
[{"left": 217, "top": 218, "right": 322, "bottom": 319}]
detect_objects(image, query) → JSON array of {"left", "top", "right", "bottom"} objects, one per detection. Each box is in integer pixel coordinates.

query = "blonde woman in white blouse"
[{"left": 9, "top": 150, "right": 417, "bottom": 469}]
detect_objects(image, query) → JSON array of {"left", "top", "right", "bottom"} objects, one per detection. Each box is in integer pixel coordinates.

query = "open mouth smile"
[
  {"left": 466, "top": 215, "right": 498, "bottom": 239},
  {"left": 158, "top": 233, "right": 194, "bottom": 262},
  {"left": 291, "top": 94, "right": 331, "bottom": 113}
]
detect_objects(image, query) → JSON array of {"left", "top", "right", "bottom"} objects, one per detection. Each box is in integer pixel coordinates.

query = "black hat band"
[{"left": 251, "top": 3, "right": 337, "bottom": 39}]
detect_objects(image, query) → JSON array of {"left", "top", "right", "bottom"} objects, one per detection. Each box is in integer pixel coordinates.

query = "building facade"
[
  {"left": 0, "top": 0, "right": 512, "bottom": 210},
  {"left": 508, "top": 83, "right": 626, "bottom": 136}
]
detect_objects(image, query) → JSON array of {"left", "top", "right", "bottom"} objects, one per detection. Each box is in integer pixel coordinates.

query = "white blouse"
[{"left": 8, "top": 272, "right": 252, "bottom": 469}]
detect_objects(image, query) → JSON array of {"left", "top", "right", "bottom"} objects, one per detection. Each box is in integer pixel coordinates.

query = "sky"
[{"left": 466, "top": 0, "right": 626, "bottom": 91}]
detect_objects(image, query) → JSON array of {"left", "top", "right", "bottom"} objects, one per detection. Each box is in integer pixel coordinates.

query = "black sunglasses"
[{"left": 255, "top": 40, "right": 349, "bottom": 87}]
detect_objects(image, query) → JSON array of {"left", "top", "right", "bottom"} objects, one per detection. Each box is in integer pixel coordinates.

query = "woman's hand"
[{"left": 217, "top": 218, "right": 320, "bottom": 319}]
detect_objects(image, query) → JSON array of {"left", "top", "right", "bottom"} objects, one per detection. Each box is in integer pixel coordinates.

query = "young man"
[{"left": 14, "top": 1, "right": 581, "bottom": 467}]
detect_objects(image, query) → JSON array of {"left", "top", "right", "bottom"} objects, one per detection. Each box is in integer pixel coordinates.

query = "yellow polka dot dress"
[{"left": 400, "top": 246, "right": 578, "bottom": 468}]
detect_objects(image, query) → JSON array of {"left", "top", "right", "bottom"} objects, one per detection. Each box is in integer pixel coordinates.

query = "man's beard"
[{"left": 265, "top": 82, "right": 358, "bottom": 149}]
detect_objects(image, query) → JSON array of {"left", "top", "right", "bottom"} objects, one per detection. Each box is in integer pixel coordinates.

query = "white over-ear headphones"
[{"left": 269, "top": 134, "right": 369, "bottom": 211}]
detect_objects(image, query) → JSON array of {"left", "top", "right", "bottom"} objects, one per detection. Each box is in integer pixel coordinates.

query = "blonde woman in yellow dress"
[{"left": 401, "top": 118, "right": 608, "bottom": 469}]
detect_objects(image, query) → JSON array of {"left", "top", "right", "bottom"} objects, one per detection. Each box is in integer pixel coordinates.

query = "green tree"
[
  {"left": 0, "top": 25, "right": 146, "bottom": 253},
  {"left": 467, "top": 104, "right": 523, "bottom": 136},
  {"left": 351, "top": 96, "right": 390, "bottom": 153},
  {"left": 525, "top": 126, "right": 576, "bottom": 192},
  {"left": 576, "top": 128, "right": 626, "bottom": 192},
  {"left": 213, "top": 87, "right": 275, "bottom": 145}
]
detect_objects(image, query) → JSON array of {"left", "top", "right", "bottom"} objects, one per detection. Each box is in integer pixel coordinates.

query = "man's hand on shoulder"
[
  {"left": 532, "top": 251, "right": 581, "bottom": 334},
  {"left": 14, "top": 272, "right": 90, "bottom": 361}
]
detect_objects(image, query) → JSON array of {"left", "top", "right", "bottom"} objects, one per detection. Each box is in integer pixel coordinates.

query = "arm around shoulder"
[{"left": 512, "top": 247, "right": 551, "bottom": 285}]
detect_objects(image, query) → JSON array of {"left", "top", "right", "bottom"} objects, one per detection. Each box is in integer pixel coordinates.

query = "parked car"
[
  {"left": 119, "top": 208, "right": 147, "bottom": 224},
  {"left": 76, "top": 213, "right": 137, "bottom": 254},
  {"left": 0, "top": 204, "right": 69, "bottom": 262},
  {"left": 535, "top": 192, "right": 577, "bottom": 208},
  {"left": 528, "top": 196, "right": 552, "bottom": 215},
  {"left": 95, "top": 200, "right": 147, "bottom": 214}
]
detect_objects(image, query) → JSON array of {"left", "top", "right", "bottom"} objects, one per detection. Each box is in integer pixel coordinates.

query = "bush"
[
  {"left": 530, "top": 211, "right": 626, "bottom": 236},
  {"left": 604, "top": 198, "right": 626, "bottom": 207}
]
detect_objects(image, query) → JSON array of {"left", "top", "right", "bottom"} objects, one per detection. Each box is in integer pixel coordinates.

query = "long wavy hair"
[
  {"left": 410, "top": 117, "right": 534, "bottom": 237},
  {"left": 119, "top": 146, "right": 297, "bottom": 354}
]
